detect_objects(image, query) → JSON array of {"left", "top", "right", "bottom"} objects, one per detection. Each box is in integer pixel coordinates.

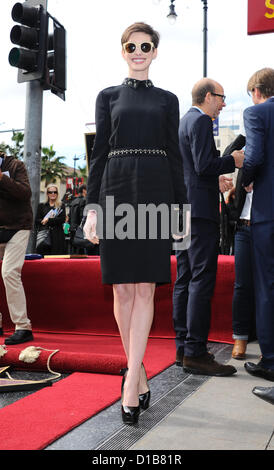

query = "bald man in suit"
[{"left": 173, "top": 78, "right": 244, "bottom": 376}]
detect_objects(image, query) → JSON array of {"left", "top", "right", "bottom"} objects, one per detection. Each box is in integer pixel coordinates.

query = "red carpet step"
[{"left": 1, "top": 255, "right": 235, "bottom": 350}]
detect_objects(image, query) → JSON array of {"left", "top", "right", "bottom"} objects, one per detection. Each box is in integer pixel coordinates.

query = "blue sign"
[{"left": 213, "top": 117, "right": 219, "bottom": 136}]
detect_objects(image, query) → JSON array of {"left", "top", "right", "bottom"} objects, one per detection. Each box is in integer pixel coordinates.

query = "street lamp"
[
  {"left": 162, "top": 0, "right": 208, "bottom": 77},
  {"left": 167, "top": 0, "right": 177, "bottom": 25},
  {"left": 73, "top": 154, "right": 80, "bottom": 196}
]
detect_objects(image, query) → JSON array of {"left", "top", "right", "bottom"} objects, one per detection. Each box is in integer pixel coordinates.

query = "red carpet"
[
  {"left": 0, "top": 333, "right": 175, "bottom": 375},
  {"left": 0, "top": 254, "right": 234, "bottom": 385},
  {"left": 0, "top": 372, "right": 122, "bottom": 450},
  {"left": 1, "top": 255, "right": 235, "bottom": 346},
  {"left": 0, "top": 337, "right": 176, "bottom": 450},
  {"left": 0, "top": 255, "right": 235, "bottom": 449}
]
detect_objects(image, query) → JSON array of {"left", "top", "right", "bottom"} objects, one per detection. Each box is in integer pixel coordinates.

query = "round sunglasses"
[{"left": 123, "top": 42, "right": 154, "bottom": 54}]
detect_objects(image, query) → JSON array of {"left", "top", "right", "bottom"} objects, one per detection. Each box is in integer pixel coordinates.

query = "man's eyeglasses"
[
  {"left": 123, "top": 42, "right": 154, "bottom": 54},
  {"left": 211, "top": 92, "right": 226, "bottom": 102},
  {"left": 47, "top": 191, "right": 58, "bottom": 194}
]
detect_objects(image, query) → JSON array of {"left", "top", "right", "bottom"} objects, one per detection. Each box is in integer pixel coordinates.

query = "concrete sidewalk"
[{"left": 130, "top": 342, "right": 274, "bottom": 451}]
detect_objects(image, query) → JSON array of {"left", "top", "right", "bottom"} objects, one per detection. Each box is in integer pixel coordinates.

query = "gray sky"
[{"left": 1, "top": 0, "right": 274, "bottom": 167}]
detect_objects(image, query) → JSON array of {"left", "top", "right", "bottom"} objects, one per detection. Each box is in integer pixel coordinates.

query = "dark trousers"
[
  {"left": 251, "top": 221, "right": 274, "bottom": 370},
  {"left": 232, "top": 225, "right": 256, "bottom": 340},
  {"left": 172, "top": 218, "right": 219, "bottom": 357}
]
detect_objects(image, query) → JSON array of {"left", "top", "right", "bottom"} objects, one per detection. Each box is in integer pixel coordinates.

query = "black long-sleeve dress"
[{"left": 87, "top": 78, "right": 187, "bottom": 284}]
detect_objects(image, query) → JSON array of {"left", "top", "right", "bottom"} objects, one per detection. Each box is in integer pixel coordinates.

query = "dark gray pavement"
[
  {"left": 130, "top": 341, "right": 274, "bottom": 451},
  {"left": 47, "top": 341, "right": 273, "bottom": 451}
]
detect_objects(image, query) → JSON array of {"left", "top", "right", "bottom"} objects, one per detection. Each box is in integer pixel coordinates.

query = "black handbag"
[
  {"left": 36, "top": 228, "right": 51, "bottom": 250},
  {"left": 72, "top": 217, "right": 94, "bottom": 249}
]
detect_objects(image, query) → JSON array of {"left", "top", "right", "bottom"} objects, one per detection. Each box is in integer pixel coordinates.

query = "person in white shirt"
[{"left": 227, "top": 170, "right": 256, "bottom": 359}]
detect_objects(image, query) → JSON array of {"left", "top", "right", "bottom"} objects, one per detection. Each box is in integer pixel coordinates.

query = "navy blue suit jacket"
[
  {"left": 242, "top": 97, "right": 274, "bottom": 224},
  {"left": 179, "top": 108, "right": 235, "bottom": 223}
]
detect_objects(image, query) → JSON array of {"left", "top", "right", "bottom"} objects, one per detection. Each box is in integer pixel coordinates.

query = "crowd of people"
[
  {"left": 34, "top": 183, "right": 99, "bottom": 257},
  {"left": 0, "top": 21, "right": 274, "bottom": 424}
]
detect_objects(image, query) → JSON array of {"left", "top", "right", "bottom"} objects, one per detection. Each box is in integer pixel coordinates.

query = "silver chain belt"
[{"left": 108, "top": 148, "right": 167, "bottom": 158}]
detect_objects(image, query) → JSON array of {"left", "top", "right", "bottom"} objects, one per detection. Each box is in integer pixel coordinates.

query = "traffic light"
[
  {"left": 8, "top": 1, "right": 48, "bottom": 83},
  {"left": 44, "top": 17, "right": 66, "bottom": 101}
]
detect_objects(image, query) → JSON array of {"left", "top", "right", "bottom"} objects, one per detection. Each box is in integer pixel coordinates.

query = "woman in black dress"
[
  {"left": 84, "top": 22, "right": 187, "bottom": 424},
  {"left": 35, "top": 184, "right": 66, "bottom": 255}
]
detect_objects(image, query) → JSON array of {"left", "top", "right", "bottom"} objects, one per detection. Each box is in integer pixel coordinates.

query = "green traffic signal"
[
  {"left": 8, "top": 2, "right": 47, "bottom": 82},
  {"left": 8, "top": 1, "right": 66, "bottom": 100},
  {"left": 9, "top": 47, "right": 37, "bottom": 71}
]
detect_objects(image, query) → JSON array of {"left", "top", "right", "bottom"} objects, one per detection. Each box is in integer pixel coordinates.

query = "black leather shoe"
[
  {"left": 121, "top": 365, "right": 151, "bottom": 409},
  {"left": 244, "top": 361, "right": 274, "bottom": 382},
  {"left": 121, "top": 371, "right": 140, "bottom": 425},
  {"left": 4, "top": 330, "right": 33, "bottom": 345},
  {"left": 121, "top": 404, "right": 140, "bottom": 424},
  {"left": 252, "top": 386, "right": 274, "bottom": 405}
]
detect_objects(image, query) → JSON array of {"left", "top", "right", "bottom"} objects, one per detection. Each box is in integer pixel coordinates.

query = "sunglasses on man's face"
[
  {"left": 123, "top": 42, "right": 154, "bottom": 54},
  {"left": 48, "top": 191, "right": 58, "bottom": 194}
]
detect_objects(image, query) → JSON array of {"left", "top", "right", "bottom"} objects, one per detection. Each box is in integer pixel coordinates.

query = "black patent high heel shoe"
[
  {"left": 121, "top": 364, "right": 151, "bottom": 410},
  {"left": 121, "top": 404, "right": 140, "bottom": 425},
  {"left": 121, "top": 371, "right": 140, "bottom": 425}
]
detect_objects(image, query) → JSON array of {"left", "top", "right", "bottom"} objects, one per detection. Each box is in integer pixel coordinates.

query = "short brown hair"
[
  {"left": 192, "top": 79, "right": 216, "bottom": 105},
  {"left": 121, "top": 22, "right": 160, "bottom": 48},
  {"left": 247, "top": 67, "right": 274, "bottom": 98}
]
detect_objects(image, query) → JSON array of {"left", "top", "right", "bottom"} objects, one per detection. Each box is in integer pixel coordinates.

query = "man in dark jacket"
[
  {"left": 173, "top": 78, "right": 244, "bottom": 376},
  {"left": 0, "top": 152, "right": 34, "bottom": 344},
  {"left": 69, "top": 184, "right": 87, "bottom": 234},
  {"left": 242, "top": 68, "right": 274, "bottom": 385},
  {"left": 69, "top": 184, "right": 87, "bottom": 253}
]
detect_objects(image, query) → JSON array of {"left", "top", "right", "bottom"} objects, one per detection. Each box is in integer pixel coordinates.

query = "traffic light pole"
[
  {"left": 24, "top": 79, "right": 43, "bottom": 252},
  {"left": 8, "top": 0, "right": 67, "bottom": 252},
  {"left": 21, "top": 0, "right": 47, "bottom": 253}
]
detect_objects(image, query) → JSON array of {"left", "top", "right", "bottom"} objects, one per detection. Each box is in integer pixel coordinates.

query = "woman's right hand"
[{"left": 83, "top": 210, "right": 99, "bottom": 244}]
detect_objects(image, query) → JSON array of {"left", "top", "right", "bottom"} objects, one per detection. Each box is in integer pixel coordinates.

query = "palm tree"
[
  {"left": 77, "top": 163, "right": 88, "bottom": 183},
  {"left": 0, "top": 131, "right": 24, "bottom": 159},
  {"left": 1, "top": 132, "right": 68, "bottom": 186},
  {"left": 40, "top": 145, "right": 67, "bottom": 186}
]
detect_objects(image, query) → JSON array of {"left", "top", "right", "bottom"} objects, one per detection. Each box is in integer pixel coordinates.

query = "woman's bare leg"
[
  {"left": 113, "top": 283, "right": 135, "bottom": 360},
  {"left": 113, "top": 282, "right": 155, "bottom": 407}
]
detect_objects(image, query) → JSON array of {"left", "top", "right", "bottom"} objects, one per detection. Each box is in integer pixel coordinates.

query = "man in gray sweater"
[{"left": 0, "top": 152, "right": 33, "bottom": 344}]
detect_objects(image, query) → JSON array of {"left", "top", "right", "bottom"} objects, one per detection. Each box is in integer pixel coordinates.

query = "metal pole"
[
  {"left": 23, "top": 0, "right": 47, "bottom": 253},
  {"left": 24, "top": 80, "right": 44, "bottom": 252},
  {"left": 202, "top": 0, "right": 208, "bottom": 77},
  {"left": 73, "top": 155, "right": 80, "bottom": 196}
]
